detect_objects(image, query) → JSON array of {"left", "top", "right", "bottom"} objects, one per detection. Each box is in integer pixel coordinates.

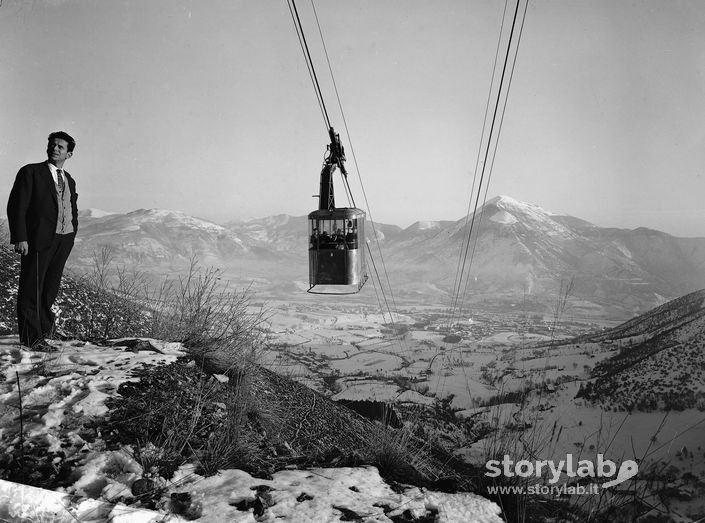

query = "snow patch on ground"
[
  {"left": 397, "top": 389, "right": 436, "bottom": 405},
  {"left": 488, "top": 210, "right": 518, "bottom": 225},
  {"left": 181, "top": 466, "right": 502, "bottom": 523},
  {"left": 333, "top": 380, "right": 400, "bottom": 402},
  {"left": 613, "top": 241, "right": 633, "bottom": 259},
  {"left": 0, "top": 336, "right": 186, "bottom": 444},
  {"left": 414, "top": 221, "right": 441, "bottom": 230},
  {"left": 0, "top": 335, "right": 502, "bottom": 522},
  {"left": 0, "top": 465, "right": 502, "bottom": 523}
]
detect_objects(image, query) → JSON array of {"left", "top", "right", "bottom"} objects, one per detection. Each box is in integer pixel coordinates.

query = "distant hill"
[
  {"left": 31, "top": 196, "right": 705, "bottom": 317},
  {"left": 377, "top": 196, "right": 705, "bottom": 318},
  {"left": 575, "top": 289, "right": 705, "bottom": 412},
  {"left": 72, "top": 208, "right": 289, "bottom": 287},
  {"left": 74, "top": 208, "right": 248, "bottom": 268}
]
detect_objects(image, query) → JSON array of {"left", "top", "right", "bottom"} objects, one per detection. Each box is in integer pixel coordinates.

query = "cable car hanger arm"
[
  {"left": 318, "top": 126, "right": 347, "bottom": 211},
  {"left": 327, "top": 126, "right": 347, "bottom": 176}
]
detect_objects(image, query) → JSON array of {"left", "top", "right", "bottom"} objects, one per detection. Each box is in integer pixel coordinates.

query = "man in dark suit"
[{"left": 7, "top": 131, "right": 79, "bottom": 350}]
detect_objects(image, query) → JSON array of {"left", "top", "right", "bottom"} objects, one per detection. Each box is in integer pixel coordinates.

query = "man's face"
[{"left": 47, "top": 138, "right": 71, "bottom": 165}]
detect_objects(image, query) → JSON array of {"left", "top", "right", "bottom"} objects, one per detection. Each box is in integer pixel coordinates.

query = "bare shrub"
[
  {"left": 360, "top": 404, "right": 438, "bottom": 483},
  {"left": 68, "top": 253, "right": 272, "bottom": 479},
  {"left": 147, "top": 259, "right": 271, "bottom": 370},
  {"left": 195, "top": 372, "right": 262, "bottom": 476},
  {"left": 65, "top": 246, "right": 151, "bottom": 340}
]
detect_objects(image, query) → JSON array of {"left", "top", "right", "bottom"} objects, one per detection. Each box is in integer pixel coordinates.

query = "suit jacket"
[{"left": 7, "top": 161, "right": 78, "bottom": 251}]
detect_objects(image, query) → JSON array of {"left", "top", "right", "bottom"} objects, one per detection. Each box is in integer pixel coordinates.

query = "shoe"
[{"left": 30, "top": 339, "right": 59, "bottom": 352}]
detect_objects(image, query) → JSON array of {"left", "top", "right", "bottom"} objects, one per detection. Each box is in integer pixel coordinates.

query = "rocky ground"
[{"left": 0, "top": 335, "right": 503, "bottom": 522}]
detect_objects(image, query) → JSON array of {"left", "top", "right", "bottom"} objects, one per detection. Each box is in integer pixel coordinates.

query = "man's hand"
[{"left": 13, "top": 241, "right": 28, "bottom": 256}]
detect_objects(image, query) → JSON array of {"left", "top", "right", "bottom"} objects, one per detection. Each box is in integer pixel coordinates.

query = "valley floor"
[{"left": 262, "top": 297, "right": 705, "bottom": 521}]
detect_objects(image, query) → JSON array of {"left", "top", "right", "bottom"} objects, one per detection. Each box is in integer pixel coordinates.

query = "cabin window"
[{"left": 309, "top": 218, "right": 359, "bottom": 250}]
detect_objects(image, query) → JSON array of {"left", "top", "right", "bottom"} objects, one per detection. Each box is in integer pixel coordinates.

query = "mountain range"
[{"left": 3, "top": 196, "right": 704, "bottom": 319}]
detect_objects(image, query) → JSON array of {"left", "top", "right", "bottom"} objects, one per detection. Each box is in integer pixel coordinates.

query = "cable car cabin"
[
  {"left": 307, "top": 126, "right": 367, "bottom": 294},
  {"left": 308, "top": 208, "right": 366, "bottom": 293}
]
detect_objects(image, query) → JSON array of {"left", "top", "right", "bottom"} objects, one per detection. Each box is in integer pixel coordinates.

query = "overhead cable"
[{"left": 447, "top": 0, "right": 530, "bottom": 330}]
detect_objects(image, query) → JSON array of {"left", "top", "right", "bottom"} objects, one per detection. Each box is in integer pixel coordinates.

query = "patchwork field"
[{"left": 261, "top": 296, "right": 705, "bottom": 518}]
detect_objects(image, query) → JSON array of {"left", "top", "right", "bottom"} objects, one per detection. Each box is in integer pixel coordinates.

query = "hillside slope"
[
  {"left": 0, "top": 336, "right": 501, "bottom": 522},
  {"left": 575, "top": 289, "right": 705, "bottom": 411},
  {"left": 0, "top": 239, "right": 150, "bottom": 340}
]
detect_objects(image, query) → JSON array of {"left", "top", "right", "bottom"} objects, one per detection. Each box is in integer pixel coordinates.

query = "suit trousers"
[{"left": 17, "top": 233, "right": 75, "bottom": 346}]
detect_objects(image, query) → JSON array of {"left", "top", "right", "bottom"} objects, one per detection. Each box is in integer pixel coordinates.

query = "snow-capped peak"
[
  {"left": 488, "top": 210, "right": 518, "bottom": 225},
  {"left": 484, "top": 196, "right": 574, "bottom": 239},
  {"left": 127, "top": 208, "right": 227, "bottom": 232},
  {"left": 491, "top": 195, "right": 554, "bottom": 217}
]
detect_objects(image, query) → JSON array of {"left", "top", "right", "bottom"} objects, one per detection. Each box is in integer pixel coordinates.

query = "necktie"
[{"left": 57, "top": 169, "right": 65, "bottom": 192}]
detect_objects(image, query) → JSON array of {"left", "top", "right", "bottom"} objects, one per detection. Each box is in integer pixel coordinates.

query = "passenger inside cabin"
[
  {"left": 346, "top": 227, "right": 358, "bottom": 249},
  {"left": 334, "top": 228, "right": 346, "bottom": 249},
  {"left": 319, "top": 230, "right": 332, "bottom": 248}
]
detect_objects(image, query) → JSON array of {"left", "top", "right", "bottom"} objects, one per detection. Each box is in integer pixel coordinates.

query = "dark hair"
[{"left": 48, "top": 131, "right": 76, "bottom": 153}]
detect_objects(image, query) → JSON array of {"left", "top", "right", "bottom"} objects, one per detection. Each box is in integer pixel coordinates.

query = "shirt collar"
[{"left": 46, "top": 161, "right": 63, "bottom": 184}]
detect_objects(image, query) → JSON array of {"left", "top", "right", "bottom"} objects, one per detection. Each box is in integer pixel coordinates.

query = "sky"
[{"left": 1, "top": 0, "right": 704, "bottom": 237}]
